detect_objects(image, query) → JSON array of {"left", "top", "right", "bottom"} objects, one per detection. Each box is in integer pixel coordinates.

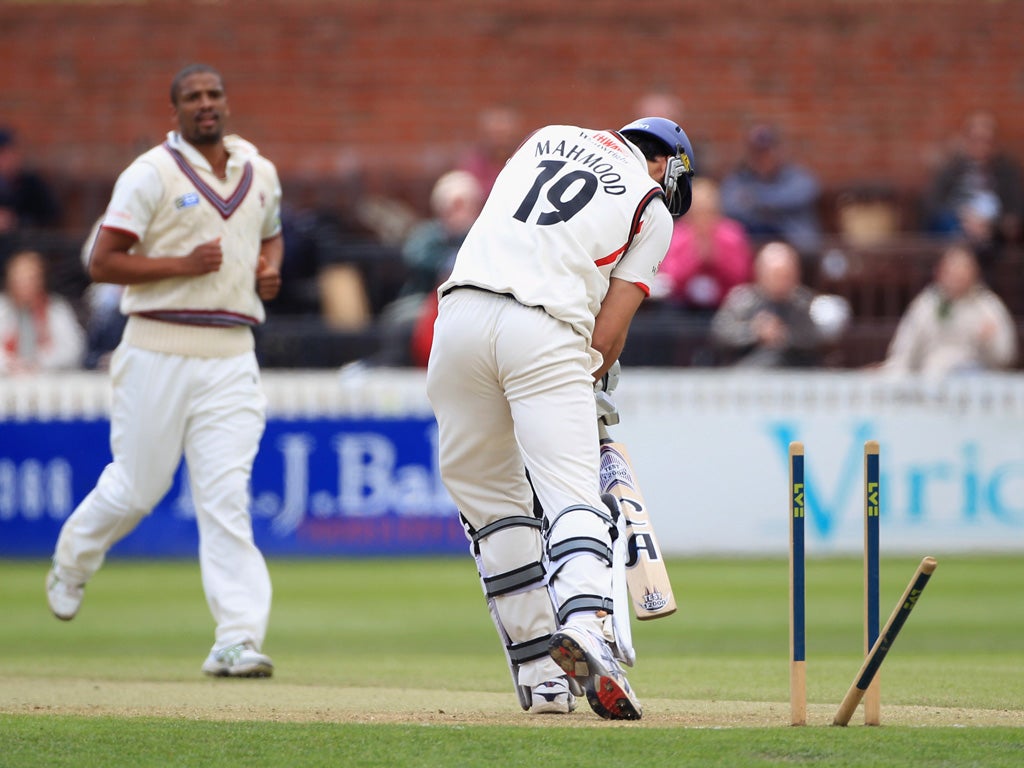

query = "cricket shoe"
[
  {"left": 548, "top": 625, "right": 642, "bottom": 720},
  {"left": 528, "top": 677, "right": 578, "bottom": 714},
  {"left": 201, "top": 642, "right": 274, "bottom": 678},
  {"left": 46, "top": 568, "right": 84, "bottom": 621}
]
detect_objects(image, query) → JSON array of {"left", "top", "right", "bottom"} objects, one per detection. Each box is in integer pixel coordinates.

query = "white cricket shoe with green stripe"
[
  {"left": 201, "top": 642, "right": 274, "bottom": 678},
  {"left": 46, "top": 568, "right": 84, "bottom": 621}
]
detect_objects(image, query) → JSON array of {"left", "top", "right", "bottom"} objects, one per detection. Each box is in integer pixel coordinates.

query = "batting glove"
[
  {"left": 595, "top": 359, "right": 621, "bottom": 394},
  {"left": 595, "top": 390, "right": 620, "bottom": 426}
]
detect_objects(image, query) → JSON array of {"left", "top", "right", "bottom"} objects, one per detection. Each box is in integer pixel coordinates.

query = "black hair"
[
  {"left": 170, "top": 64, "right": 223, "bottom": 105},
  {"left": 621, "top": 131, "right": 671, "bottom": 161}
]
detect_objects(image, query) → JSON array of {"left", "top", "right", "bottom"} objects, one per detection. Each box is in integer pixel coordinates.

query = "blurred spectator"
[
  {"left": 303, "top": 207, "right": 370, "bottom": 330},
  {"left": 635, "top": 90, "right": 684, "bottom": 123},
  {"left": 719, "top": 123, "right": 823, "bottom": 258},
  {"left": 0, "top": 127, "right": 63, "bottom": 264},
  {"left": 0, "top": 128, "right": 62, "bottom": 230},
  {"left": 457, "top": 106, "right": 523, "bottom": 195},
  {"left": 380, "top": 170, "right": 484, "bottom": 366},
  {"left": 634, "top": 90, "right": 717, "bottom": 177},
  {"left": 710, "top": 241, "right": 824, "bottom": 367},
  {"left": 923, "top": 111, "right": 1024, "bottom": 266},
  {"left": 79, "top": 218, "right": 125, "bottom": 370},
  {"left": 883, "top": 242, "right": 1017, "bottom": 376},
  {"left": 0, "top": 248, "right": 84, "bottom": 373},
  {"left": 265, "top": 206, "right": 325, "bottom": 317},
  {"left": 652, "top": 178, "right": 753, "bottom": 317},
  {"left": 263, "top": 205, "right": 372, "bottom": 330},
  {"left": 401, "top": 170, "right": 484, "bottom": 300},
  {"left": 408, "top": 288, "right": 440, "bottom": 369}
]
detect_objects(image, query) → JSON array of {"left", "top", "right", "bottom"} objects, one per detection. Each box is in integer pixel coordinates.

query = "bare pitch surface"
[{"left": 2, "top": 677, "right": 1021, "bottom": 728}]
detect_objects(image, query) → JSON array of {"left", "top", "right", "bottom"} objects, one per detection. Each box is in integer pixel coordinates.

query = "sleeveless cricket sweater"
[{"left": 107, "top": 133, "right": 281, "bottom": 358}]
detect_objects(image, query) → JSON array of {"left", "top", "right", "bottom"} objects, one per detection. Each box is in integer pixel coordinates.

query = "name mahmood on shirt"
[{"left": 532, "top": 132, "right": 630, "bottom": 196}]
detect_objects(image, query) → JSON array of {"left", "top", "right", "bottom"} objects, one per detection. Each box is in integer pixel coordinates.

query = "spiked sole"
[{"left": 549, "top": 631, "right": 642, "bottom": 720}]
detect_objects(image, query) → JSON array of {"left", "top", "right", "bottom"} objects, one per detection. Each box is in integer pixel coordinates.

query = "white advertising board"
[{"left": 611, "top": 371, "right": 1024, "bottom": 555}]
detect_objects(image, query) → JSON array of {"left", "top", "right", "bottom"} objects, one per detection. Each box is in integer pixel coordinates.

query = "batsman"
[{"left": 426, "top": 117, "right": 694, "bottom": 719}]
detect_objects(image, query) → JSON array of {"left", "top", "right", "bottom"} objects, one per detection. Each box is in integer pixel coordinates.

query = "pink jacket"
[{"left": 657, "top": 218, "right": 753, "bottom": 310}]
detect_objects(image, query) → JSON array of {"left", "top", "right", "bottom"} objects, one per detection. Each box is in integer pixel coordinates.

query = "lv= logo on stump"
[{"left": 788, "top": 440, "right": 938, "bottom": 727}]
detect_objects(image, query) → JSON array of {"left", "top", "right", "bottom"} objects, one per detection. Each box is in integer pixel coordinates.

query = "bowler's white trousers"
[
  {"left": 426, "top": 288, "right": 613, "bottom": 687},
  {"left": 53, "top": 344, "right": 272, "bottom": 651}
]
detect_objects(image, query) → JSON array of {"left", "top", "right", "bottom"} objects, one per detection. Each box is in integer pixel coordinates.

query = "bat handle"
[{"left": 598, "top": 420, "right": 611, "bottom": 442}]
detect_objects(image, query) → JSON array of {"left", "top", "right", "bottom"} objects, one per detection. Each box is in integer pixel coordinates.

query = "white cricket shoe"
[
  {"left": 201, "top": 642, "right": 274, "bottom": 678},
  {"left": 46, "top": 568, "right": 84, "bottom": 621},
  {"left": 548, "top": 625, "right": 642, "bottom": 720},
  {"left": 528, "top": 677, "right": 577, "bottom": 714}
]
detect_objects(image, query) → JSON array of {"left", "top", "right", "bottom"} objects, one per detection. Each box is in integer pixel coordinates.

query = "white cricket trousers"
[
  {"left": 426, "top": 288, "right": 613, "bottom": 687},
  {"left": 53, "top": 344, "right": 272, "bottom": 651}
]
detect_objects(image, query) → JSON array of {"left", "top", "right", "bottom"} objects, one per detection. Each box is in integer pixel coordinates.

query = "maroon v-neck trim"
[{"left": 163, "top": 143, "right": 254, "bottom": 219}]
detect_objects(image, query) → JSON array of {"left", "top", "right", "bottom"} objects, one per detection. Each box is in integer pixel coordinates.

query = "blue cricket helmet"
[{"left": 619, "top": 117, "right": 695, "bottom": 216}]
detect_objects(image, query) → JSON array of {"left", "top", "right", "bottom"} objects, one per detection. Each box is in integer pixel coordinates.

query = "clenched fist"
[
  {"left": 183, "top": 237, "right": 223, "bottom": 275},
  {"left": 256, "top": 255, "right": 281, "bottom": 300}
]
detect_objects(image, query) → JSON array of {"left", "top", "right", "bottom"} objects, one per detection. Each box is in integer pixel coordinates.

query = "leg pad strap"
[
  {"left": 508, "top": 634, "right": 554, "bottom": 665},
  {"left": 556, "top": 593, "right": 614, "bottom": 624},
  {"left": 484, "top": 561, "right": 546, "bottom": 598},
  {"left": 548, "top": 536, "right": 612, "bottom": 566},
  {"left": 469, "top": 515, "right": 542, "bottom": 553}
]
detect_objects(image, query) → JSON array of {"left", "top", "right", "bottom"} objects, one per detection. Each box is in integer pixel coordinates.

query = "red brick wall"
[{"left": 3, "top": 0, "right": 1023, "bottom": 227}]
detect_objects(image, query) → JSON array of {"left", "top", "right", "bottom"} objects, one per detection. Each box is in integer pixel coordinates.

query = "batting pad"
[{"left": 466, "top": 514, "right": 564, "bottom": 702}]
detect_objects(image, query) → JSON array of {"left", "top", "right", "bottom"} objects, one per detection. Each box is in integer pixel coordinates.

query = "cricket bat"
[{"left": 598, "top": 422, "right": 677, "bottom": 620}]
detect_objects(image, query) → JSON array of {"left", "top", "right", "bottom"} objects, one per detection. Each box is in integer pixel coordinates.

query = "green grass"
[
  {"left": 1, "top": 555, "right": 1022, "bottom": 767},
  {"left": 2, "top": 718, "right": 1023, "bottom": 768}
]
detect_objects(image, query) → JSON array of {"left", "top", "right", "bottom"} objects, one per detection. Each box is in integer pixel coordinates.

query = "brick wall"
[{"left": 3, "top": 0, "right": 1023, "bottom": 228}]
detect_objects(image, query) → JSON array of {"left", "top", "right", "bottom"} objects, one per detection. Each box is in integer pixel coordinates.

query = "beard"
[
  {"left": 182, "top": 112, "right": 224, "bottom": 145},
  {"left": 188, "top": 130, "right": 223, "bottom": 146},
  {"left": 186, "top": 125, "right": 224, "bottom": 145}
]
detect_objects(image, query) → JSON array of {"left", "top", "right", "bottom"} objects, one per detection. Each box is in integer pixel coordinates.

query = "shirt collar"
[{"left": 165, "top": 131, "right": 256, "bottom": 174}]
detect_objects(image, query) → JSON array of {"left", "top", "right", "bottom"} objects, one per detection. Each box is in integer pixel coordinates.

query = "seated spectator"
[
  {"left": 710, "top": 241, "right": 824, "bottom": 367},
  {"left": 924, "top": 110, "right": 1023, "bottom": 266},
  {"left": 0, "top": 127, "right": 62, "bottom": 232},
  {"left": 634, "top": 90, "right": 717, "bottom": 177},
  {"left": 635, "top": 90, "right": 685, "bottom": 123},
  {"left": 264, "top": 206, "right": 325, "bottom": 318},
  {"left": 0, "top": 127, "right": 63, "bottom": 265},
  {"left": 0, "top": 248, "right": 85, "bottom": 373},
  {"left": 384, "top": 170, "right": 485, "bottom": 367},
  {"left": 408, "top": 288, "right": 440, "bottom": 369},
  {"left": 882, "top": 243, "right": 1017, "bottom": 376},
  {"left": 653, "top": 178, "right": 753, "bottom": 317},
  {"left": 79, "top": 218, "right": 125, "bottom": 370},
  {"left": 719, "top": 123, "right": 823, "bottom": 259},
  {"left": 383, "top": 170, "right": 484, "bottom": 322},
  {"left": 403, "top": 171, "right": 483, "bottom": 296},
  {"left": 270, "top": 205, "right": 371, "bottom": 330},
  {"left": 457, "top": 106, "right": 523, "bottom": 195}
]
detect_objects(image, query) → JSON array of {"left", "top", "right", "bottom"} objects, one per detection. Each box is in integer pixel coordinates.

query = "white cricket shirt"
[{"left": 439, "top": 124, "right": 673, "bottom": 343}]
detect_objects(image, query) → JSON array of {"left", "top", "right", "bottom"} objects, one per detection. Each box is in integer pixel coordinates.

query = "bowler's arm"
[{"left": 88, "top": 228, "right": 223, "bottom": 285}]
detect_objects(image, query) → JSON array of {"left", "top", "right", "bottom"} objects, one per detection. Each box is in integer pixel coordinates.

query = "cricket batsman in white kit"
[
  {"left": 426, "top": 118, "right": 694, "bottom": 719},
  {"left": 45, "top": 64, "right": 282, "bottom": 678}
]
